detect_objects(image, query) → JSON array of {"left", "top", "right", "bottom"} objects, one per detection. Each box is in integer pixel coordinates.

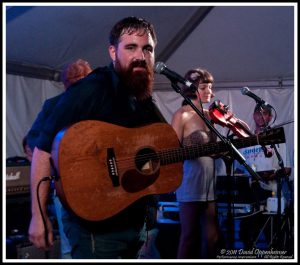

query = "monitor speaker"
[
  {"left": 17, "top": 238, "right": 61, "bottom": 259},
  {"left": 6, "top": 237, "right": 61, "bottom": 259}
]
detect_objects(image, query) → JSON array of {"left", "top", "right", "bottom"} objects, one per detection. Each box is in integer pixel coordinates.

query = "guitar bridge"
[{"left": 107, "top": 148, "right": 119, "bottom": 187}]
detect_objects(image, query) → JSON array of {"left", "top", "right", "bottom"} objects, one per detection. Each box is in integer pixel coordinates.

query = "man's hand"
[
  {"left": 29, "top": 147, "right": 54, "bottom": 250},
  {"left": 28, "top": 214, "right": 54, "bottom": 250}
]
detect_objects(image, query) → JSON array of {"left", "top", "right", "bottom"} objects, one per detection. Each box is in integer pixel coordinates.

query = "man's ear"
[{"left": 109, "top": 45, "right": 116, "bottom": 61}]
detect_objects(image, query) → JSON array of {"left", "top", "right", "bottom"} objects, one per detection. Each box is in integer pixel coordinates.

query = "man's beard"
[{"left": 115, "top": 58, "right": 154, "bottom": 101}]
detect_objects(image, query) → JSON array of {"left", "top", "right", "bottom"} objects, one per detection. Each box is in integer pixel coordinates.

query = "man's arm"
[
  {"left": 28, "top": 147, "right": 54, "bottom": 250},
  {"left": 27, "top": 98, "right": 59, "bottom": 151}
]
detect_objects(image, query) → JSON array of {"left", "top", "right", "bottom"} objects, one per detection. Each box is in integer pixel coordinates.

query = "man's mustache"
[{"left": 130, "top": 60, "right": 147, "bottom": 69}]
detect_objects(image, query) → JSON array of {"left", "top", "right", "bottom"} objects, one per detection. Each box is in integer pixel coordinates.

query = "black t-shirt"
[
  {"left": 36, "top": 64, "right": 165, "bottom": 231},
  {"left": 37, "top": 65, "right": 164, "bottom": 152}
]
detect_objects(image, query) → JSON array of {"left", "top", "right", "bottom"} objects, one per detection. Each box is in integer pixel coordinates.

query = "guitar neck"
[{"left": 159, "top": 130, "right": 283, "bottom": 165}]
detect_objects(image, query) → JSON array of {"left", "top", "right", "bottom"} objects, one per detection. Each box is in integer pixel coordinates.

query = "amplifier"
[{"left": 6, "top": 166, "right": 31, "bottom": 195}]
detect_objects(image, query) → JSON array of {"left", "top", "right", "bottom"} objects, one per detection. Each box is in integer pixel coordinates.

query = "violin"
[
  {"left": 209, "top": 100, "right": 273, "bottom": 157},
  {"left": 208, "top": 100, "right": 252, "bottom": 138}
]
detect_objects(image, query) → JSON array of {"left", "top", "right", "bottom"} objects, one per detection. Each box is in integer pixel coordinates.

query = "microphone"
[
  {"left": 241, "top": 87, "right": 271, "bottom": 107},
  {"left": 154, "top": 62, "right": 197, "bottom": 91}
]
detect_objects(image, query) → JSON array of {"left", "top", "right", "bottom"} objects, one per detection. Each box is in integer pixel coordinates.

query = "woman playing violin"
[{"left": 171, "top": 68, "right": 220, "bottom": 258}]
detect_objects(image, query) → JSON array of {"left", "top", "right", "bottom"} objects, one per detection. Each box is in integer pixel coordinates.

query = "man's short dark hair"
[
  {"left": 254, "top": 104, "right": 272, "bottom": 114},
  {"left": 109, "top": 16, "right": 157, "bottom": 46}
]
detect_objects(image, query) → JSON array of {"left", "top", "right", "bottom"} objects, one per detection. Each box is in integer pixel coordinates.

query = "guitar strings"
[
  {"left": 115, "top": 143, "right": 224, "bottom": 170},
  {"left": 113, "top": 134, "right": 271, "bottom": 170}
]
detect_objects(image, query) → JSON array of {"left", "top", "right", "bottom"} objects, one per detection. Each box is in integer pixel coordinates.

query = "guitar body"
[
  {"left": 51, "top": 119, "right": 285, "bottom": 221},
  {"left": 51, "top": 120, "right": 182, "bottom": 221}
]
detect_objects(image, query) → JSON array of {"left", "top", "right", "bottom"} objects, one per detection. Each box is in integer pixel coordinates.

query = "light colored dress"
[{"left": 176, "top": 130, "right": 216, "bottom": 202}]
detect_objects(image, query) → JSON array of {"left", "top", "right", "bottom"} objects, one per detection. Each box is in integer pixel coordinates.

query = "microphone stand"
[
  {"left": 256, "top": 103, "right": 293, "bottom": 250},
  {"left": 171, "top": 82, "right": 264, "bottom": 249},
  {"left": 260, "top": 131, "right": 288, "bottom": 249}
]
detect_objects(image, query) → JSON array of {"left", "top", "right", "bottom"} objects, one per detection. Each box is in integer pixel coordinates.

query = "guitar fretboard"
[{"left": 158, "top": 128, "right": 284, "bottom": 165}]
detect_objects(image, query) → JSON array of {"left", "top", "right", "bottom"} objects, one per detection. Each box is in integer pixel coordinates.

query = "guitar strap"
[{"left": 151, "top": 100, "right": 168, "bottom": 124}]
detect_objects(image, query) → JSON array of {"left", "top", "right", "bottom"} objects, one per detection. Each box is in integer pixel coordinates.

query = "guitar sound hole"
[
  {"left": 121, "top": 147, "right": 160, "bottom": 193},
  {"left": 135, "top": 147, "right": 159, "bottom": 173}
]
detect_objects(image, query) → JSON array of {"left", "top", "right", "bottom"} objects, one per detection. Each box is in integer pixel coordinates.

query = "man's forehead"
[{"left": 119, "top": 31, "right": 154, "bottom": 44}]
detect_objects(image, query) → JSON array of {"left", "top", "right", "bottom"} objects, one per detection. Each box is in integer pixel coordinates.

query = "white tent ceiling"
[{"left": 6, "top": 4, "right": 295, "bottom": 85}]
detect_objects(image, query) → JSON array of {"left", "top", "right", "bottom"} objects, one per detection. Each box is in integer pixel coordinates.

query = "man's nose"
[{"left": 135, "top": 49, "right": 145, "bottom": 61}]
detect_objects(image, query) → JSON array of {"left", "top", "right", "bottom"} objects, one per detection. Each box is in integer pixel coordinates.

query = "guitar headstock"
[{"left": 258, "top": 127, "right": 286, "bottom": 145}]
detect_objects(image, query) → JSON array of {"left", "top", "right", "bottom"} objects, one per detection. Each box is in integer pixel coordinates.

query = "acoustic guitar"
[{"left": 51, "top": 120, "right": 285, "bottom": 221}]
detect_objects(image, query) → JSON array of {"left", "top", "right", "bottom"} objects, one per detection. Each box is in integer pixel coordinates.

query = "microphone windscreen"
[
  {"left": 154, "top": 62, "right": 165, "bottom": 74},
  {"left": 241, "top": 87, "right": 249, "bottom": 95}
]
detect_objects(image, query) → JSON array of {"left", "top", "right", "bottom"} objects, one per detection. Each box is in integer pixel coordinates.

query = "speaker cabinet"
[
  {"left": 6, "top": 237, "right": 61, "bottom": 259},
  {"left": 6, "top": 195, "right": 31, "bottom": 236}
]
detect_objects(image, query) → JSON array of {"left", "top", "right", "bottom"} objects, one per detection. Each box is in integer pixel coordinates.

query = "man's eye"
[{"left": 144, "top": 47, "right": 153, "bottom": 53}]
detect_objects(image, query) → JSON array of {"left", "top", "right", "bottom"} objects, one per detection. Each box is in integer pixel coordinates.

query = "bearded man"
[{"left": 28, "top": 16, "right": 165, "bottom": 259}]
